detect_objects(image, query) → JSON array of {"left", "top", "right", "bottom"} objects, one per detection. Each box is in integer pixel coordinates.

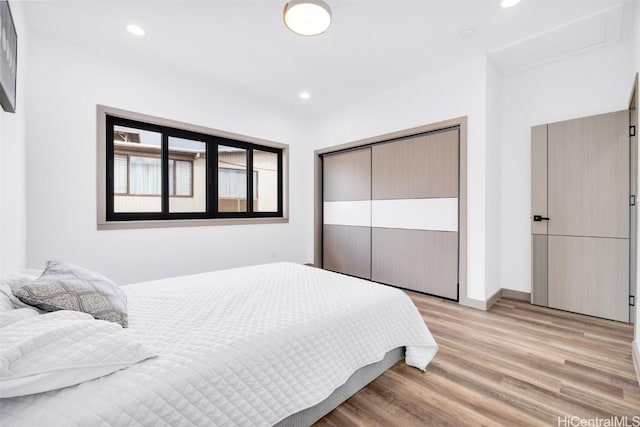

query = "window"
[{"left": 103, "top": 113, "right": 285, "bottom": 224}]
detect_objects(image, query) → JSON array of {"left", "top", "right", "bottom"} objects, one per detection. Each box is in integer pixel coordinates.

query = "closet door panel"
[
  {"left": 372, "top": 130, "right": 458, "bottom": 200},
  {"left": 372, "top": 228, "right": 458, "bottom": 299},
  {"left": 322, "top": 148, "right": 372, "bottom": 279},
  {"left": 323, "top": 149, "right": 371, "bottom": 202},
  {"left": 371, "top": 198, "right": 458, "bottom": 231},
  {"left": 323, "top": 225, "right": 371, "bottom": 280},
  {"left": 371, "top": 128, "right": 459, "bottom": 299}
]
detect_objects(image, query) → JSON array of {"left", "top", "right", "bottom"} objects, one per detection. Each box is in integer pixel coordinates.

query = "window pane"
[
  {"left": 113, "top": 125, "right": 162, "bottom": 213},
  {"left": 175, "top": 161, "right": 192, "bottom": 195},
  {"left": 169, "top": 137, "right": 206, "bottom": 213},
  {"left": 114, "top": 155, "right": 128, "bottom": 194},
  {"left": 218, "top": 145, "right": 247, "bottom": 212},
  {"left": 168, "top": 160, "right": 174, "bottom": 196},
  {"left": 130, "top": 157, "right": 161, "bottom": 195},
  {"left": 253, "top": 150, "right": 278, "bottom": 212},
  {"left": 219, "top": 169, "right": 246, "bottom": 197}
]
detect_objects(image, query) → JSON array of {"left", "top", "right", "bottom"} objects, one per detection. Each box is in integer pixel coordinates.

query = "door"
[
  {"left": 370, "top": 129, "right": 459, "bottom": 299},
  {"left": 322, "top": 148, "right": 372, "bottom": 279},
  {"left": 531, "top": 111, "right": 630, "bottom": 322},
  {"left": 630, "top": 76, "right": 638, "bottom": 324}
]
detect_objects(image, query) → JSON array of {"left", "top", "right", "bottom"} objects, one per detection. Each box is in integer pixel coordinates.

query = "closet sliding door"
[
  {"left": 322, "top": 148, "right": 372, "bottom": 279},
  {"left": 371, "top": 129, "right": 459, "bottom": 299}
]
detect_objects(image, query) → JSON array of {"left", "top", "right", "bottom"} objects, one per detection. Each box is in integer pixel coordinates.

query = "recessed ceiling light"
[
  {"left": 284, "top": 0, "right": 332, "bottom": 36},
  {"left": 457, "top": 28, "right": 477, "bottom": 40},
  {"left": 299, "top": 92, "right": 311, "bottom": 100},
  {"left": 500, "top": 0, "right": 520, "bottom": 8},
  {"left": 126, "top": 24, "right": 145, "bottom": 36}
]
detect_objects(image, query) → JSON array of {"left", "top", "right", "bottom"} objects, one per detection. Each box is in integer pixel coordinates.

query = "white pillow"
[
  {"left": 0, "top": 269, "right": 44, "bottom": 310},
  {"left": 1, "top": 269, "right": 43, "bottom": 290},
  {"left": 0, "top": 310, "right": 156, "bottom": 398}
]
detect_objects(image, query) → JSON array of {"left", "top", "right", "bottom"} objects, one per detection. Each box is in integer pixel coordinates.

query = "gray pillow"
[{"left": 13, "top": 261, "right": 128, "bottom": 327}]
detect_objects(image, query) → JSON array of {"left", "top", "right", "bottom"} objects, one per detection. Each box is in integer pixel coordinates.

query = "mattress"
[{"left": 0, "top": 262, "right": 438, "bottom": 426}]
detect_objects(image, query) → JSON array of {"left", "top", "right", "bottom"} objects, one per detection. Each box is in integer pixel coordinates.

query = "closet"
[{"left": 322, "top": 127, "right": 460, "bottom": 300}]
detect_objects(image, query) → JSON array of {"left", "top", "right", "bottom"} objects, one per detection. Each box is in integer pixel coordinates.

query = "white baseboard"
[
  {"left": 459, "top": 297, "right": 490, "bottom": 311},
  {"left": 460, "top": 288, "right": 531, "bottom": 311},
  {"left": 633, "top": 340, "right": 640, "bottom": 387}
]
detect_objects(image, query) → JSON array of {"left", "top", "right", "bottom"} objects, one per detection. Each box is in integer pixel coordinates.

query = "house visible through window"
[
  {"left": 113, "top": 155, "right": 194, "bottom": 197},
  {"left": 105, "top": 115, "right": 283, "bottom": 221}
]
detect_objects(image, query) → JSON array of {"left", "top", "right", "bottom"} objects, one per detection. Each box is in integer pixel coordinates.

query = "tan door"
[
  {"left": 531, "top": 111, "right": 630, "bottom": 322},
  {"left": 322, "top": 148, "right": 372, "bottom": 279},
  {"left": 371, "top": 129, "right": 459, "bottom": 299},
  {"left": 630, "top": 77, "right": 638, "bottom": 325}
]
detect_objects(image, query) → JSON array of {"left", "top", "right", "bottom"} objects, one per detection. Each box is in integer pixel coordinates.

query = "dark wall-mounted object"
[{"left": 0, "top": 0, "right": 17, "bottom": 113}]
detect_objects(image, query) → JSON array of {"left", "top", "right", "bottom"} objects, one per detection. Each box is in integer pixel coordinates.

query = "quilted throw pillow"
[{"left": 13, "top": 261, "right": 128, "bottom": 327}]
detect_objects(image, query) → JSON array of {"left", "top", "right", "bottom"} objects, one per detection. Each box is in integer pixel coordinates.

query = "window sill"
[{"left": 97, "top": 216, "right": 289, "bottom": 230}]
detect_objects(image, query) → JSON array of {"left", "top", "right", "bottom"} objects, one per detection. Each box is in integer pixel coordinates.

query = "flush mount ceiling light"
[
  {"left": 283, "top": 0, "right": 331, "bottom": 36},
  {"left": 500, "top": 0, "right": 521, "bottom": 7},
  {"left": 299, "top": 91, "right": 311, "bottom": 100},
  {"left": 126, "top": 24, "right": 145, "bottom": 36}
]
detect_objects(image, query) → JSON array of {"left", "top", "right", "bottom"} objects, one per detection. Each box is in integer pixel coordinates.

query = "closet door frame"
[{"left": 314, "top": 116, "right": 468, "bottom": 305}]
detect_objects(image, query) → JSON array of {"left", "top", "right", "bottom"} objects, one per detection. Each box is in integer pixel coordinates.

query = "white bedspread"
[
  {"left": 0, "top": 262, "right": 437, "bottom": 426},
  {"left": 0, "top": 310, "right": 156, "bottom": 398}
]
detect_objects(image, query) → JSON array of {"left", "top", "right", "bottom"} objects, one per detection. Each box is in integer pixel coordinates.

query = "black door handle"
[{"left": 533, "top": 215, "right": 550, "bottom": 222}]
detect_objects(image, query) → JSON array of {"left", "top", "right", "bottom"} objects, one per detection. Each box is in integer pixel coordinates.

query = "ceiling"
[{"left": 22, "top": 0, "right": 638, "bottom": 116}]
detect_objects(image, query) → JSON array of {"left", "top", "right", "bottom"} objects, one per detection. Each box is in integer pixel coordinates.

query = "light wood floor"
[{"left": 316, "top": 293, "right": 640, "bottom": 426}]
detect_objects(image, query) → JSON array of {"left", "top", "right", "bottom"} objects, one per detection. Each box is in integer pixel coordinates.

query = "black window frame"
[{"left": 106, "top": 115, "right": 284, "bottom": 222}]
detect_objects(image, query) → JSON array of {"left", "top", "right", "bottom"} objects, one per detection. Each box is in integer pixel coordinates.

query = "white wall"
[
  {"left": 25, "top": 32, "right": 314, "bottom": 285},
  {"left": 0, "top": 2, "right": 28, "bottom": 279},
  {"left": 484, "top": 59, "right": 503, "bottom": 299},
  {"left": 309, "top": 56, "right": 492, "bottom": 302},
  {"left": 500, "top": 41, "right": 635, "bottom": 293}
]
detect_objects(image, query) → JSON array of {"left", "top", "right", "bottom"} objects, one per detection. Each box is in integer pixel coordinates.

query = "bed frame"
[{"left": 275, "top": 347, "right": 405, "bottom": 426}]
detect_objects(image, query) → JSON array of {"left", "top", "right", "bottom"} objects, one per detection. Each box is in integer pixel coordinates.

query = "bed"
[{"left": 0, "top": 262, "right": 438, "bottom": 426}]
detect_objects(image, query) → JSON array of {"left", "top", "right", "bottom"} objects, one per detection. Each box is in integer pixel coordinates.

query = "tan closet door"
[
  {"left": 322, "top": 148, "right": 371, "bottom": 279},
  {"left": 372, "top": 130, "right": 458, "bottom": 199},
  {"left": 371, "top": 129, "right": 459, "bottom": 299},
  {"left": 372, "top": 229, "right": 458, "bottom": 298},
  {"left": 544, "top": 111, "right": 629, "bottom": 322}
]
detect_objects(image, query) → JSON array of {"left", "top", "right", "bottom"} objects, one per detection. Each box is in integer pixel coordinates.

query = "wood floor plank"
[
  {"left": 315, "top": 294, "right": 640, "bottom": 426},
  {"left": 393, "top": 362, "right": 548, "bottom": 427}
]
